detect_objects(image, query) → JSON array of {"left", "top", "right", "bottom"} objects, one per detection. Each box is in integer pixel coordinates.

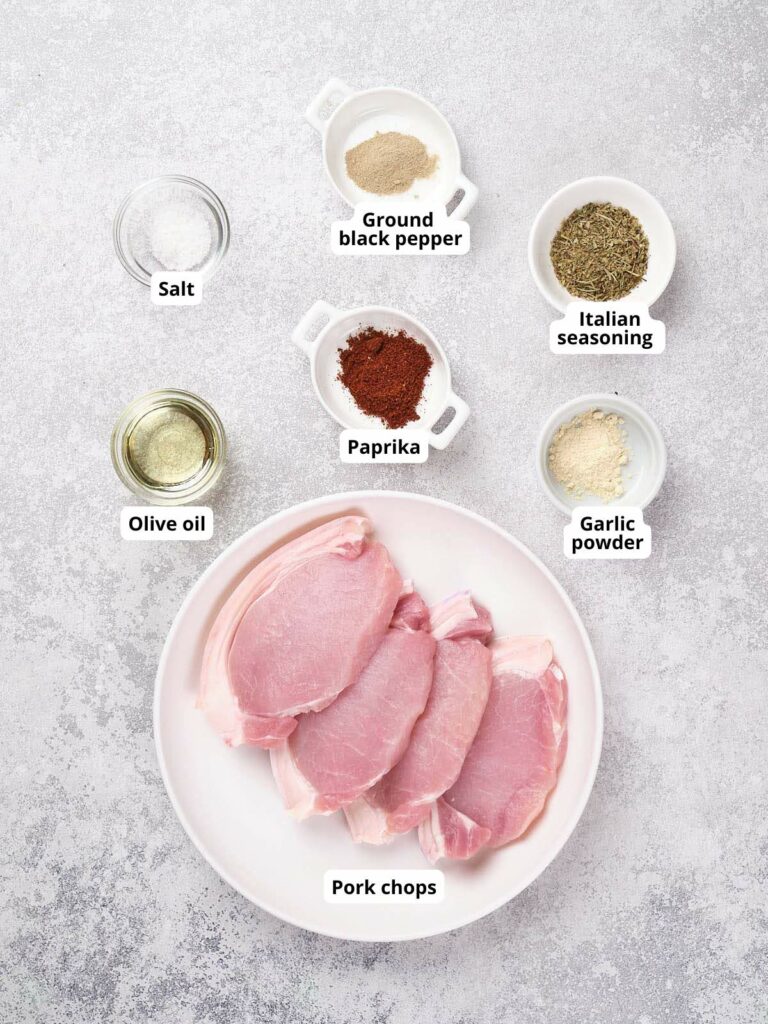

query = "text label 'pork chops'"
[{"left": 324, "top": 870, "right": 444, "bottom": 904}]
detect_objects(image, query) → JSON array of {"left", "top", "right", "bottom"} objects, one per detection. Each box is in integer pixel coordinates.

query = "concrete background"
[{"left": 2, "top": 1, "right": 766, "bottom": 1021}]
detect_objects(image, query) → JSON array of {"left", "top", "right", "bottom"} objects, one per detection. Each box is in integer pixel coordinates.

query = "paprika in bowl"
[{"left": 291, "top": 302, "right": 470, "bottom": 450}]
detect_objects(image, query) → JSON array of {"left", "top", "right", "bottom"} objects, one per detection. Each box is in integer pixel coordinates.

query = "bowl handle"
[
  {"left": 305, "top": 78, "right": 354, "bottom": 133},
  {"left": 427, "top": 391, "right": 470, "bottom": 449},
  {"left": 292, "top": 300, "right": 339, "bottom": 356},
  {"left": 449, "top": 173, "right": 479, "bottom": 221}
]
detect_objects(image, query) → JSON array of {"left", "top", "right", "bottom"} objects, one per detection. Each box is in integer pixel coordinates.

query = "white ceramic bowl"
[
  {"left": 292, "top": 300, "right": 470, "bottom": 449},
  {"left": 154, "top": 491, "right": 603, "bottom": 941},
  {"left": 528, "top": 176, "right": 676, "bottom": 312},
  {"left": 306, "top": 78, "right": 478, "bottom": 219},
  {"left": 537, "top": 394, "right": 667, "bottom": 515}
]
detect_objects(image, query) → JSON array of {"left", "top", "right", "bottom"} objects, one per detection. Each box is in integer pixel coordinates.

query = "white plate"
[{"left": 154, "top": 491, "right": 603, "bottom": 941}]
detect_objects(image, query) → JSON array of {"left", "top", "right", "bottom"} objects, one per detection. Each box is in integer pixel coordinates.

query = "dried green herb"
[{"left": 550, "top": 202, "right": 649, "bottom": 301}]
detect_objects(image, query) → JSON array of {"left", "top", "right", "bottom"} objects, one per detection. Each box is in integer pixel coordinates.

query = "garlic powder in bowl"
[
  {"left": 536, "top": 394, "right": 667, "bottom": 515},
  {"left": 548, "top": 409, "right": 629, "bottom": 501}
]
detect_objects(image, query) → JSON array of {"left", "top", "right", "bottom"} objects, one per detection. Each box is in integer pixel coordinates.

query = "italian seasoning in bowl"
[
  {"left": 550, "top": 202, "right": 649, "bottom": 302},
  {"left": 528, "top": 177, "right": 676, "bottom": 311},
  {"left": 111, "top": 389, "right": 226, "bottom": 505}
]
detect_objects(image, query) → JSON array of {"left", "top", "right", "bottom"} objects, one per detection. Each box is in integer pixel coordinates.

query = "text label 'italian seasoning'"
[
  {"left": 564, "top": 507, "right": 651, "bottom": 559},
  {"left": 120, "top": 506, "right": 213, "bottom": 541},
  {"left": 550, "top": 303, "right": 665, "bottom": 354},
  {"left": 324, "top": 869, "right": 444, "bottom": 904},
  {"left": 331, "top": 204, "right": 470, "bottom": 255}
]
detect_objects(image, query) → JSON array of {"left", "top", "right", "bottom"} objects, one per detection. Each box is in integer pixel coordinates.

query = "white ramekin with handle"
[
  {"left": 292, "top": 300, "right": 470, "bottom": 450},
  {"left": 306, "top": 78, "right": 479, "bottom": 220}
]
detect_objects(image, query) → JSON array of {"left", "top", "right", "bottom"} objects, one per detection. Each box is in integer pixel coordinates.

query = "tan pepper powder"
[
  {"left": 345, "top": 132, "right": 438, "bottom": 195},
  {"left": 548, "top": 408, "right": 630, "bottom": 501}
]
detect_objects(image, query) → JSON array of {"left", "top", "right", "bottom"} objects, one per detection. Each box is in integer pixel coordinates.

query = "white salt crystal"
[{"left": 149, "top": 202, "right": 212, "bottom": 271}]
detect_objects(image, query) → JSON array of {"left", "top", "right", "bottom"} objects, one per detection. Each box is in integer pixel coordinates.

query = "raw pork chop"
[
  {"left": 271, "top": 592, "right": 436, "bottom": 818},
  {"left": 419, "top": 636, "right": 567, "bottom": 862},
  {"left": 198, "top": 516, "right": 402, "bottom": 748},
  {"left": 345, "top": 592, "right": 493, "bottom": 843}
]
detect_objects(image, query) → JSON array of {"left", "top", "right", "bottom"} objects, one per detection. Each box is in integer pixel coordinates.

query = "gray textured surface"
[{"left": 2, "top": 1, "right": 767, "bottom": 1021}]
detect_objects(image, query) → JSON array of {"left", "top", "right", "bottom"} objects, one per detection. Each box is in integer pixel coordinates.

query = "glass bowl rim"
[
  {"left": 110, "top": 388, "right": 227, "bottom": 505},
  {"left": 112, "top": 175, "right": 231, "bottom": 287}
]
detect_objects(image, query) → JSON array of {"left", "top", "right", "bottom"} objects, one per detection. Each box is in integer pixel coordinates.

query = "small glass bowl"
[
  {"left": 111, "top": 389, "right": 227, "bottom": 505},
  {"left": 113, "top": 175, "right": 230, "bottom": 286}
]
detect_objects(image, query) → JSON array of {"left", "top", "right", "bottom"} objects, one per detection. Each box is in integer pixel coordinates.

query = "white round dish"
[
  {"left": 305, "top": 78, "right": 479, "bottom": 219},
  {"left": 528, "top": 176, "right": 676, "bottom": 312},
  {"left": 154, "top": 491, "right": 603, "bottom": 942},
  {"left": 537, "top": 394, "right": 667, "bottom": 516},
  {"left": 291, "top": 301, "right": 470, "bottom": 449}
]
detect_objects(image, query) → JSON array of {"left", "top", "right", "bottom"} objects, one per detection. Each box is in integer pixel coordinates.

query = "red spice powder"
[{"left": 337, "top": 327, "right": 433, "bottom": 429}]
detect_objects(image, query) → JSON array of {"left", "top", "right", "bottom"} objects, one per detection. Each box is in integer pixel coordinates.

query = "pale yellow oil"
[{"left": 126, "top": 406, "right": 209, "bottom": 487}]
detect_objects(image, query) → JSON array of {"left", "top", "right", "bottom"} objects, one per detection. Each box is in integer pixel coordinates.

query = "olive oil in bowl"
[{"left": 111, "top": 389, "right": 226, "bottom": 505}]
